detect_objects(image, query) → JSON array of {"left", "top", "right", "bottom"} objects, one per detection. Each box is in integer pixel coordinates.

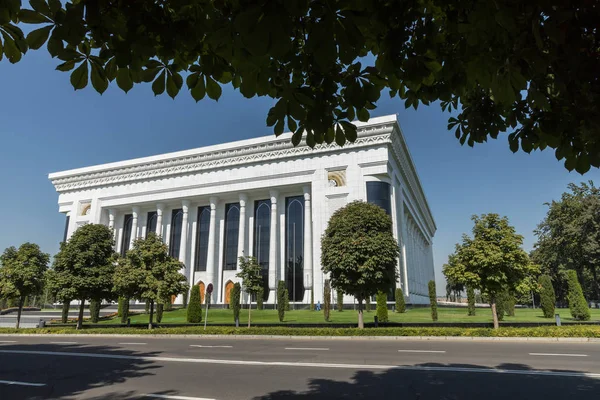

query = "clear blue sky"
[{"left": 1, "top": 49, "right": 598, "bottom": 294}]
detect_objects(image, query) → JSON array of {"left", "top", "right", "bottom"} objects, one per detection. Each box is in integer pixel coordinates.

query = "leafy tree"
[
  {"left": 256, "top": 287, "right": 264, "bottom": 311},
  {"left": 532, "top": 182, "right": 600, "bottom": 303},
  {"left": 277, "top": 281, "right": 286, "bottom": 322},
  {"left": 89, "top": 299, "right": 100, "bottom": 323},
  {"left": 237, "top": 256, "right": 263, "bottom": 327},
  {"left": 49, "top": 224, "right": 115, "bottom": 329},
  {"left": 231, "top": 282, "right": 241, "bottom": 324},
  {"left": 336, "top": 288, "right": 344, "bottom": 312},
  {"left": 443, "top": 214, "right": 533, "bottom": 329},
  {"left": 395, "top": 288, "right": 406, "bottom": 313},
  {"left": 428, "top": 280, "right": 438, "bottom": 321},
  {"left": 376, "top": 291, "right": 388, "bottom": 323},
  {"left": 321, "top": 201, "right": 399, "bottom": 328},
  {"left": 566, "top": 270, "right": 591, "bottom": 321},
  {"left": 0, "top": 243, "right": 49, "bottom": 328},
  {"left": 3, "top": 1, "right": 599, "bottom": 172},
  {"left": 365, "top": 296, "right": 371, "bottom": 312},
  {"left": 467, "top": 286, "right": 476, "bottom": 316},
  {"left": 323, "top": 280, "right": 331, "bottom": 322},
  {"left": 539, "top": 275, "right": 556, "bottom": 318},
  {"left": 113, "top": 233, "right": 188, "bottom": 329},
  {"left": 61, "top": 301, "right": 70, "bottom": 324},
  {"left": 187, "top": 284, "right": 202, "bottom": 323}
]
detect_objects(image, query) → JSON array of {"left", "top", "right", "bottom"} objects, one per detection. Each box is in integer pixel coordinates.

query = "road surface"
[{"left": 0, "top": 335, "right": 599, "bottom": 399}]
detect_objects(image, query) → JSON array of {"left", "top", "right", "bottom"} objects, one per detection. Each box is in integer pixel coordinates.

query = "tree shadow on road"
[
  {"left": 0, "top": 342, "right": 181, "bottom": 399},
  {"left": 252, "top": 362, "right": 600, "bottom": 400}
]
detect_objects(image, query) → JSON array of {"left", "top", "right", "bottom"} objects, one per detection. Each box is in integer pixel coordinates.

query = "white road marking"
[
  {"left": 190, "top": 345, "right": 232, "bottom": 348},
  {"left": 0, "top": 379, "right": 46, "bottom": 387},
  {"left": 1, "top": 349, "right": 599, "bottom": 379},
  {"left": 0, "top": 340, "right": 17, "bottom": 343},
  {"left": 398, "top": 349, "right": 446, "bottom": 354},
  {"left": 49, "top": 341, "right": 77, "bottom": 344},
  {"left": 144, "top": 395, "right": 216, "bottom": 400},
  {"left": 285, "top": 347, "right": 329, "bottom": 351},
  {"left": 119, "top": 342, "right": 147, "bottom": 345},
  {"left": 529, "top": 353, "right": 588, "bottom": 357}
]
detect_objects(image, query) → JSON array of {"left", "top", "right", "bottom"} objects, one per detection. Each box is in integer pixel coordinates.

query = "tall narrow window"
[
  {"left": 62, "top": 215, "right": 70, "bottom": 243},
  {"left": 285, "top": 196, "right": 304, "bottom": 302},
  {"left": 169, "top": 209, "right": 183, "bottom": 258},
  {"left": 146, "top": 211, "right": 158, "bottom": 237},
  {"left": 223, "top": 203, "right": 240, "bottom": 270},
  {"left": 120, "top": 214, "right": 133, "bottom": 257},
  {"left": 366, "top": 181, "right": 392, "bottom": 215},
  {"left": 254, "top": 200, "right": 270, "bottom": 300},
  {"left": 194, "top": 206, "right": 211, "bottom": 271}
]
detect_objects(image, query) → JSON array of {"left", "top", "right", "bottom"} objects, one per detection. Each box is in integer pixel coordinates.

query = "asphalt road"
[{"left": 1, "top": 335, "right": 599, "bottom": 399}]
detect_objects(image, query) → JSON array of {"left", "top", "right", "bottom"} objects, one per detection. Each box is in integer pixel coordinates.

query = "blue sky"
[{"left": 1, "top": 49, "right": 598, "bottom": 294}]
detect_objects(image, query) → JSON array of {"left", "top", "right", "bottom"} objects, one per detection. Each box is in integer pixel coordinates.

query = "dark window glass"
[
  {"left": 223, "top": 203, "right": 240, "bottom": 270},
  {"left": 169, "top": 209, "right": 183, "bottom": 258},
  {"left": 254, "top": 200, "right": 270, "bottom": 301},
  {"left": 285, "top": 196, "right": 304, "bottom": 302},
  {"left": 63, "top": 215, "right": 70, "bottom": 243},
  {"left": 120, "top": 214, "right": 133, "bottom": 257},
  {"left": 195, "top": 206, "right": 211, "bottom": 271},
  {"left": 146, "top": 211, "right": 157, "bottom": 237},
  {"left": 366, "top": 181, "right": 392, "bottom": 215}
]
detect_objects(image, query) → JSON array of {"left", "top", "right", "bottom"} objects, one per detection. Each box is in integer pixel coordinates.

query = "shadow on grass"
[{"left": 252, "top": 362, "right": 600, "bottom": 400}]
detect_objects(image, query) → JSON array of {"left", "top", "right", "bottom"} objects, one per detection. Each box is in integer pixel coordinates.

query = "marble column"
[
  {"left": 179, "top": 200, "right": 190, "bottom": 267},
  {"left": 268, "top": 190, "right": 278, "bottom": 295},
  {"left": 206, "top": 197, "right": 219, "bottom": 301},
  {"left": 130, "top": 206, "right": 140, "bottom": 249},
  {"left": 156, "top": 203, "right": 164, "bottom": 239},
  {"left": 303, "top": 186, "right": 313, "bottom": 292},
  {"left": 237, "top": 194, "right": 247, "bottom": 266},
  {"left": 399, "top": 192, "right": 409, "bottom": 296},
  {"left": 108, "top": 208, "right": 117, "bottom": 246}
]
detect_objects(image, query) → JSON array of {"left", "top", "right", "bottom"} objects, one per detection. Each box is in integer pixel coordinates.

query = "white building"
[{"left": 49, "top": 115, "right": 436, "bottom": 305}]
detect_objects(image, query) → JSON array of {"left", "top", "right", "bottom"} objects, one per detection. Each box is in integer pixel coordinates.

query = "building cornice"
[{"left": 50, "top": 120, "right": 396, "bottom": 193}]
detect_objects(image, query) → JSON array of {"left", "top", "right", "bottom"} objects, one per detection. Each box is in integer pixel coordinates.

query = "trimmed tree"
[
  {"left": 336, "top": 288, "right": 344, "bottom": 312},
  {"left": 277, "top": 281, "right": 286, "bottom": 322},
  {"left": 566, "top": 270, "right": 591, "bottom": 321},
  {"left": 467, "top": 286, "right": 476, "bottom": 316},
  {"left": 321, "top": 201, "right": 399, "bottom": 329},
  {"left": 428, "top": 280, "right": 438, "bottom": 321},
  {"left": 376, "top": 291, "right": 388, "bottom": 323},
  {"left": 323, "top": 280, "right": 331, "bottom": 322},
  {"left": 284, "top": 289, "right": 290, "bottom": 311},
  {"left": 237, "top": 256, "right": 263, "bottom": 327},
  {"left": 395, "top": 288, "right": 406, "bottom": 313},
  {"left": 49, "top": 224, "right": 116, "bottom": 330},
  {"left": 231, "top": 282, "right": 241, "bottom": 323},
  {"left": 89, "top": 299, "right": 100, "bottom": 323},
  {"left": 442, "top": 214, "right": 534, "bottom": 329},
  {"left": 113, "top": 233, "right": 188, "bottom": 329},
  {"left": 539, "top": 275, "right": 556, "bottom": 318},
  {"left": 187, "top": 284, "right": 202, "bottom": 323},
  {"left": 0, "top": 243, "right": 49, "bottom": 329}
]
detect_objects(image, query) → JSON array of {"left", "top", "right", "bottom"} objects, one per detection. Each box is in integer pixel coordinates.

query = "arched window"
[
  {"left": 194, "top": 206, "right": 211, "bottom": 271},
  {"left": 146, "top": 211, "right": 158, "bottom": 237},
  {"left": 223, "top": 203, "right": 240, "bottom": 270},
  {"left": 254, "top": 200, "right": 270, "bottom": 300},
  {"left": 120, "top": 214, "right": 133, "bottom": 257},
  {"left": 285, "top": 196, "right": 304, "bottom": 302},
  {"left": 169, "top": 209, "right": 183, "bottom": 258}
]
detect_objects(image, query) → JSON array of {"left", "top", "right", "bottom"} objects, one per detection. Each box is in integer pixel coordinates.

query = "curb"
[{"left": 0, "top": 333, "right": 599, "bottom": 343}]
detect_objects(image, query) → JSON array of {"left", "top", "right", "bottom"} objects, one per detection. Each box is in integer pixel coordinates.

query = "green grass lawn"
[{"left": 98, "top": 306, "right": 600, "bottom": 325}]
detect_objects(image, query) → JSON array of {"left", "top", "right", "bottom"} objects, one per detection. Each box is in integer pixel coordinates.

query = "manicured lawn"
[{"left": 98, "top": 306, "right": 600, "bottom": 325}]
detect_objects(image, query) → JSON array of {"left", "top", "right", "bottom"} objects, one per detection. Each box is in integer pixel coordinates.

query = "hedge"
[
  {"left": 428, "top": 280, "right": 438, "bottom": 321},
  {"left": 1, "top": 325, "right": 600, "bottom": 338},
  {"left": 539, "top": 275, "right": 556, "bottom": 318}
]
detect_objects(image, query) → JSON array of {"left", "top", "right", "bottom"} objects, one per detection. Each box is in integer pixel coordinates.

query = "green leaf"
[
  {"left": 305, "top": 131, "right": 316, "bottom": 148},
  {"left": 575, "top": 154, "right": 591, "bottom": 174},
  {"left": 335, "top": 124, "right": 346, "bottom": 146},
  {"left": 116, "top": 68, "right": 133, "bottom": 93},
  {"left": 564, "top": 156, "right": 577, "bottom": 171},
  {"left": 46, "top": 34, "right": 62, "bottom": 57},
  {"left": 152, "top": 70, "right": 166, "bottom": 95},
  {"left": 291, "top": 129, "right": 302, "bottom": 146},
  {"left": 19, "top": 9, "right": 51, "bottom": 24},
  {"left": 324, "top": 126, "right": 335, "bottom": 143},
  {"left": 105, "top": 58, "right": 117, "bottom": 81},
  {"left": 357, "top": 108, "right": 369, "bottom": 122},
  {"left": 206, "top": 77, "right": 222, "bottom": 100},
  {"left": 56, "top": 59, "right": 75, "bottom": 71},
  {"left": 274, "top": 119, "right": 285, "bottom": 136},
  {"left": 190, "top": 75, "right": 206, "bottom": 102},
  {"left": 424, "top": 61, "right": 442, "bottom": 73},
  {"left": 166, "top": 72, "right": 183, "bottom": 99},
  {"left": 90, "top": 62, "right": 108, "bottom": 94},
  {"left": 340, "top": 121, "right": 357, "bottom": 142},
  {"left": 69, "top": 61, "right": 88, "bottom": 90},
  {"left": 287, "top": 116, "right": 297, "bottom": 133},
  {"left": 26, "top": 25, "right": 52, "bottom": 50},
  {"left": 30, "top": 0, "right": 52, "bottom": 16},
  {"left": 1, "top": 31, "right": 21, "bottom": 63}
]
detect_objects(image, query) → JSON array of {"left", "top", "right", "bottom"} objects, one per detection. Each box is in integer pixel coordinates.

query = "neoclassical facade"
[{"left": 49, "top": 115, "right": 436, "bottom": 305}]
